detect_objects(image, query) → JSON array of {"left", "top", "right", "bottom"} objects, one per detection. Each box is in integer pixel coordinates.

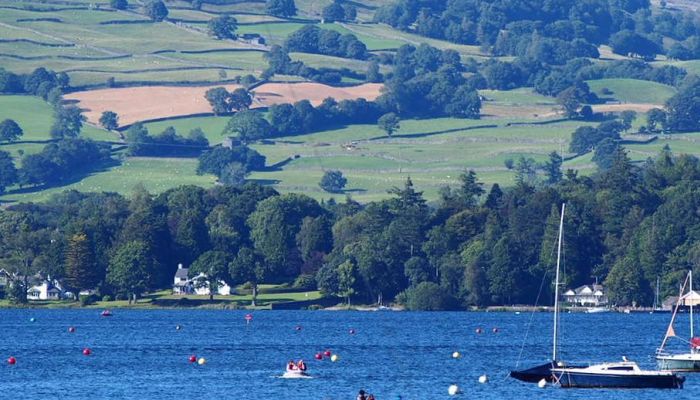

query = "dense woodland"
[{"left": 1, "top": 146, "right": 700, "bottom": 309}]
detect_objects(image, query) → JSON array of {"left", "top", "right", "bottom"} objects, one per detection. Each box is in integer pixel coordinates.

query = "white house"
[
  {"left": 27, "top": 280, "right": 63, "bottom": 300},
  {"left": 172, "top": 264, "right": 231, "bottom": 296},
  {"left": 563, "top": 284, "right": 608, "bottom": 306},
  {"left": 680, "top": 290, "right": 700, "bottom": 307}
]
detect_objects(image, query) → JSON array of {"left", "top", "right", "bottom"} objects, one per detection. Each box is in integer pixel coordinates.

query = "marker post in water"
[{"left": 245, "top": 313, "right": 253, "bottom": 325}]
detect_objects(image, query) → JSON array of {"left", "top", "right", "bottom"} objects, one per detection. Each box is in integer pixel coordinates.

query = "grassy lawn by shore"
[{"left": 0, "top": 286, "right": 326, "bottom": 310}]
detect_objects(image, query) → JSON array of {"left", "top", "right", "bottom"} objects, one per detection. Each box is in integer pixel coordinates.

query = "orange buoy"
[
  {"left": 82, "top": 348, "right": 91, "bottom": 356},
  {"left": 7, "top": 356, "right": 16, "bottom": 365}
]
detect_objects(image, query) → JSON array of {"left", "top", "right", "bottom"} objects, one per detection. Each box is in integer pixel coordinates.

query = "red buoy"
[
  {"left": 188, "top": 355, "right": 197, "bottom": 363},
  {"left": 314, "top": 353, "right": 323, "bottom": 360},
  {"left": 475, "top": 328, "right": 483, "bottom": 334},
  {"left": 323, "top": 350, "right": 332, "bottom": 357},
  {"left": 82, "top": 348, "right": 91, "bottom": 356},
  {"left": 244, "top": 313, "right": 253, "bottom": 322},
  {"left": 7, "top": 356, "right": 16, "bottom": 365},
  {"left": 68, "top": 327, "right": 76, "bottom": 333}
]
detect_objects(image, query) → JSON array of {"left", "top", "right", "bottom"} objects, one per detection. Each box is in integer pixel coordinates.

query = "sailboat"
[
  {"left": 510, "top": 203, "right": 576, "bottom": 383},
  {"left": 511, "top": 203, "right": 685, "bottom": 389},
  {"left": 657, "top": 270, "right": 700, "bottom": 371}
]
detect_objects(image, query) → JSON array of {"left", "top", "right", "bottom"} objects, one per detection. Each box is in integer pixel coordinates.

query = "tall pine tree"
[{"left": 65, "top": 233, "right": 98, "bottom": 298}]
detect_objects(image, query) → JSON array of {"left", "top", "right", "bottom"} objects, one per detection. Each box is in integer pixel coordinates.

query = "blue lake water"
[{"left": 1, "top": 309, "right": 699, "bottom": 399}]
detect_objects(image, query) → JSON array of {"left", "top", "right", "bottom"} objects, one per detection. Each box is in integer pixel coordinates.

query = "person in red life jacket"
[
  {"left": 297, "top": 360, "right": 307, "bottom": 371},
  {"left": 287, "top": 360, "right": 297, "bottom": 371}
]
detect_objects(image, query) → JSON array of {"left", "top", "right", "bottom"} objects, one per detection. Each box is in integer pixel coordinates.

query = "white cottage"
[
  {"left": 563, "top": 284, "right": 608, "bottom": 306},
  {"left": 27, "top": 280, "right": 63, "bottom": 300}
]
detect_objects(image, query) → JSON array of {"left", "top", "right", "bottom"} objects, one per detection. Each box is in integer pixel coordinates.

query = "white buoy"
[
  {"left": 538, "top": 378, "right": 547, "bottom": 388},
  {"left": 330, "top": 354, "right": 339, "bottom": 362},
  {"left": 448, "top": 384, "right": 460, "bottom": 396},
  {"left": 452, "top": 351, "right": 461, "bottom": 359},
  {"left": 478, "top": 374, "right": 488, "bottom": 384}
]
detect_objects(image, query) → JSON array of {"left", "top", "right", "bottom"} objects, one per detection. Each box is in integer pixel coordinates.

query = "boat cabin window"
[{"left": 606, "top": 366, "right": 634, "bottom": 371}]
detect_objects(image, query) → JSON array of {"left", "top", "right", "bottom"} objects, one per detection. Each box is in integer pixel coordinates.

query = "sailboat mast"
[
  {"left": 553, "top": 203, "right": 565, "bottom": 361},
  {"left": 691, "top": 270, "right": 694, "bottom": 339}
]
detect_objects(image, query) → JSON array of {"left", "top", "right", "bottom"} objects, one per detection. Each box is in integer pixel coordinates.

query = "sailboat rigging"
[
  {"left": 657, "top": 270, "right": 700, "bottom": 371},
  {"left": 510, "top": 203, "right": 575, "bottom": 383}
]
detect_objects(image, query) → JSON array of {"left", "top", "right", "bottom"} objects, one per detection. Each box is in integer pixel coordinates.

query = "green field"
[
  {"left": 144, "top": 116, "right": 230, "bottom": 144},
  {"left": 586, "top": 79, "right": 676, "bottom": 105},
  {"left": 0, "top": 95, "right": 115, "bottom": 142},
  {"left": 1, "top": 157, "right": 215, "bottom": 203}
]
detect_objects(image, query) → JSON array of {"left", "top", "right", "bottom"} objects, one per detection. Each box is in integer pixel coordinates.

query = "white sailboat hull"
[{"left": 657, "top": 353, "right": 700, "bottom": 372}]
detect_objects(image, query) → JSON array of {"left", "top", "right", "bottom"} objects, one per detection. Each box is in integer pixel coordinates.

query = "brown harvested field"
[
  {"left": 66, "top": 83, "right": 384, "bottom": 127},
  {"left": 253, "top": 82, "right": 383, "bottom": 106},
  {"left": 591, "top": 103, "right": 660, "bottom": 114}
]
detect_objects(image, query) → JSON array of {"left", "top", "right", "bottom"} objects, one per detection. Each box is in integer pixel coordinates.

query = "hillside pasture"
[
  {"left": 586, "top": 79, "right": 676, "bottom": 105},
  {"left": 0, "top": 95, "right": 115, "bottom": 141},
  {"left": 0, "top": 157, "right": 215, "bottom": 204}
]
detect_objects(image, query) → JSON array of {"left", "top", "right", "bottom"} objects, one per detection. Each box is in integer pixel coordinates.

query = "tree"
[
  {"left": 0, "top": 150, "right": 17, "bottom": 194},
  {"left": 366, "top": 61, "right": 382, "bottom": 83},
  {"left": 592, "top": 138, "right": 622, "bottom": 171},
  {"left": 208, "top": 14, "right": 238, "bottom": 40},
  {"left": 223, "top": 110, "right": 272, "bottom": 142},
  {"left": 557, "top": 86, "right": 582, "bottom": 119},
  {"left": 319, "top": 170, "right": 347, "bottom": 193},
  {"left": 220, "top": 162, "right": 248, "bottom": 187},
  {"left": 336, "top": 259, "right": 356, "bottom": 305},
  {"left": 402, "top": 281, "right": 456, "bottom": 311},
  {"left": 110, "top": 0, "right": 127, "bottom": 10},
  {"left": 205, "top": 87, "right": 232, "bottom": 115},
  {"left": 266, "top": 0, "right": 296, "bottom": 17},
  {"left": 229, "top": 247, "right": 266, "bottom": 306},
  {"left": 404, "top": 256, "right": 431, "bottom": 286},
  {"left": 647, "top": 108, "right": 667, "bottom": 133},
  {"left": 665, "top": 78, "right": 700, "bottom": 132},
  {"left": 458, "top": 169, "right": 484, "bottom": 207},
  {"left": 620, "top": 110, "right": 637, "bottom": 133},
  {"left": 189, "top": 251, "right": 230, "bottom": 300},
  {"left": 107, "top": 241, "right": 154, "bottom": 304},
  {"left": 50, "top": 106, "right": 85, "bottom": 139},
  {"left": 610, "top": 30, "right": 661, "bottom": 60},
  {"left": 229, "top": 88, "right": 252, "bottom": 111},
  {"left": 543, "top": 151, "right": 563, "bottom": 185},
  {"left": 322, "top": 1, "right": 345, "bottom": 22},
  {"left": 144, "top": 0, "right": 168, "bottom": 22},
  {"left": 64, "top": 232, "right": 98, "bottom": 300},
  {"left": 378, "top": 112, "right": 400, "bottom": 137},
  {"left": 99, "top": 111, "right": 119, "bottom": 131},
  {"left": 0, "top": 119, "right": 22, "bottom": 142}
]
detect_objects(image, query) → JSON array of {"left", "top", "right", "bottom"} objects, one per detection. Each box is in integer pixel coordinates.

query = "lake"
[{"left": 1, "top": 309, "right": 699, "bottom": 399}]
